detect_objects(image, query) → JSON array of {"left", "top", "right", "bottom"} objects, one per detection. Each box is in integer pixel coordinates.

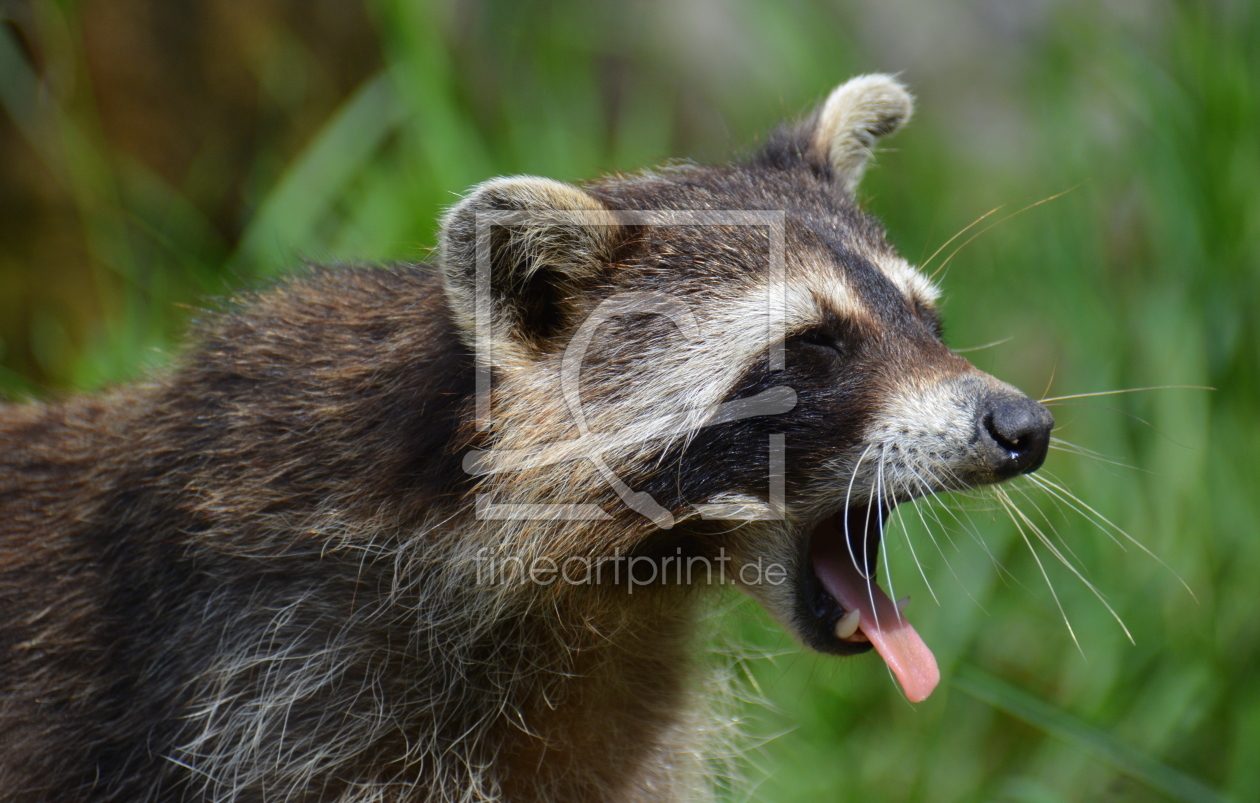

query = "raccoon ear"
[
  {"left": 809, "top": 74, "right": 913, "bottom": 194},
  {"left": 439, "top": 176, "right": 621, "bottom": 347}
]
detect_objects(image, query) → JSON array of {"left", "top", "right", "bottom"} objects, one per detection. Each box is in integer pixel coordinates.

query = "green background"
[{"left": 1, "top": 1, "right": 1255, "bottom": 800}]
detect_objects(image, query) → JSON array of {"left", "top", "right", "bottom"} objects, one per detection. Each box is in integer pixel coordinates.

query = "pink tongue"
[{"left": 812, "top": 521, "right": 940, "bottom": 703}]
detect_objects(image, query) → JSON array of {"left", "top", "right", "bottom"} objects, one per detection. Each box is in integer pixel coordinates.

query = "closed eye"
[
  {"left": 793, "top": 327, "right": 845, "bottom": 358},
  {"left": 800, "top": 328, "right": 837, "bottom": 348},
  {"left": 791, "top": 310, "right": 866, "bottom": 359}
]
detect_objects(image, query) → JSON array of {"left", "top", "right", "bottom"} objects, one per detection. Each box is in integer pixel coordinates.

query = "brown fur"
[{"left": 0, "top": 76, "right": 1052, "bottom": 801}]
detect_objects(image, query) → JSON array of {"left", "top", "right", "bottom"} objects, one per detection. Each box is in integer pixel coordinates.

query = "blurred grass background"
[{"left": 0, "top": 0, "right": 1255, "bottom": 800}]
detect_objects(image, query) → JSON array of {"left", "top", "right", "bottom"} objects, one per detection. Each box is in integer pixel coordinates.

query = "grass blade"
[
  {"left": 232, "top": 70, "right": 404, "bottom": 276},
  {"left": 953, "top": 663, "right": 1229, "bottom": 803}
]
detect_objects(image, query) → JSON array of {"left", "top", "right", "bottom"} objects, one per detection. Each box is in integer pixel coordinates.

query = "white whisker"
[
  {"left": 992, "top": 488, "right": 1088, "bottom": 657},
  {"left": 1048, "top": 441, "right": 1146, "bottom": 474},
  {"left": 1024, "top": 473, "right": 1196, "bottom": 601},
  {"left": 872, "top": 444, "right": 889, "bottom": 630},
  {"left": 1007, "top": 480, "right": 1090, "bottom": 573},
  {"left": 909, "top": 473, "right": 986, "bottom": 609},
  {"left": 943, "top": 491, "right": 1028, "bottom": 592},
  {"left": 843, "top": 444, "right": 876, "bottom": 582},
  {"left": 995, "top": 486, "right": 1134, "bottom": 646},
  {"left": 892, "top": 473, "right": 940, "bottom": 607}
]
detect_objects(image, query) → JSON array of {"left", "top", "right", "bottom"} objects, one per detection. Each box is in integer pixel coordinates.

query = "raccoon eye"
[{"left": 795, "top": 328, "right": 844, "bottom": 357}]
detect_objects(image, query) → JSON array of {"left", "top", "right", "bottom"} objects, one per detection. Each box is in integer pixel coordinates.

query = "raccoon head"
[{"left": 440, "top": 75, "right": 1052, "bottom": 702}]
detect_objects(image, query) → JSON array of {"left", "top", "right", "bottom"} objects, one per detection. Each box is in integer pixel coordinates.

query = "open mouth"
[{"left": 802, "top": 502, "right": 941, "bottom": 702}]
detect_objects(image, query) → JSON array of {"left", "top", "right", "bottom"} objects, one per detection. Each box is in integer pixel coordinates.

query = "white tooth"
[
  {"left": 834, "top": 609, "right": 862, "bottom": 640},
  {"left": 896, "top": 596, "right": 910, "bottom": 615}
]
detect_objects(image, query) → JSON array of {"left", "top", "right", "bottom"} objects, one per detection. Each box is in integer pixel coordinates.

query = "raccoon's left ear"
[
  {"left": 439, "top": 176, "right": 621, "bottom": 347},
  {"left": 808, "top": 74, "right": 913, "bottom": 194}
]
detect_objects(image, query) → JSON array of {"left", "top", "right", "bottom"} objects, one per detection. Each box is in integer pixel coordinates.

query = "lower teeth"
[{"left": 833, "top": 609, "right": 862, "bottom": 640}]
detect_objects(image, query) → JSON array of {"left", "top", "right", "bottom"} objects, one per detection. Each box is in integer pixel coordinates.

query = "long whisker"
[
  {"left": 927, "top": 185, "right": 1082, "bottom": 282},
  {"left": 921, "top": 492, "right": 969, "bottom": 555},
  {"left": 923, "top": 496, "right": 965, "bottom": 552},
  {"left": 948, "top": 488, "right": 1038, "bottom": 595},
  {"left": 914, "top": 464, "right": 1019, "bottom": 611},
  {"left": 997, "top": 485, "right": 1135, "bottom": 644},
  {"left": 937, "top": 490, "right": 1007, "bottom": 514},
  {"left": 898, "top": 493, "right": 942, "bottom": 606},
  {"left": 872, "top": 444, "right": 890, "bottom": 629},
  {"left": 897, "top": 468, "right": 946, "bottom": 605},
  {"left": 843, "top": 444, "right": 875, "bottom": 585},
  {"left": 1008, "top": 480, "right": 1090, "bottom": 573},
  {"left": 909, "top": 474, "right": 993, "bottom": 609},
  {"left": 886, "top": 464, "right": 939, "bottom": 605},
  {"left": 919, "top": 204, "right": 1006, "bottom": 274},
  {"left": 917, "top": 468, "right": 970, "bottom": 557},
  {"left": 1049, "top": 436, "right": 1113, "bottom": 459},
  {"left": 1024, "top": 473, "right": 1197, "bottom": 601},
  {"left": 1053, "top": 405, "right": 1198, "bottom": 452},
  {"left": 952, "top": 336, "right": 1015, "bottom": 354},
  {"left": 1039, "top": 361, "right": 1059, "bottom": 405},
  {"left": 992, "top": 488, "right": 1087, "bottom": 657},
  {"left": 1027, "top": 471, "right": 1127, "bottom": 552},
  {"left": 1048, "top": 443, "right": 1148, "bottom": 475},
  {"left": 1050, "top": 436, "right": 1141, "bottom": 467},
  {"left": 1039, "top": 385, "right": 1213, "bottom": 403},
  {"left": 1047, "top": 403, "right": 1153, "bottom": 424}
]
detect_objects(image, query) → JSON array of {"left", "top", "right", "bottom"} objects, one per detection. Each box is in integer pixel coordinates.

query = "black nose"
[{"left": 977, "top": 393, "right": 1054, "bottom": 478}]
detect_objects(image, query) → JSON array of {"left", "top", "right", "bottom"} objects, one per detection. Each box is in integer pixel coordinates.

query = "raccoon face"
[{"left": 441, "top": 76, "right": 1052, "bottom": 702}]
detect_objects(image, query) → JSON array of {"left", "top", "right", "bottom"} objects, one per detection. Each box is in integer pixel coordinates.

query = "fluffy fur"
[{"left": 0, "top": 75, "right": 1051, "bottom": 801}]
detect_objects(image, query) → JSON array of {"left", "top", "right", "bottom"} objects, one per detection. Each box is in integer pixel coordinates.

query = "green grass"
[{"left": 1, "top": 0, "right": 1256, "bottom": 800}]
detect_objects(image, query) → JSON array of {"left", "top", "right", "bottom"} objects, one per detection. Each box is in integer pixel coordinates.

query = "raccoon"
[{"left": 0, "top": 75, "right": 1052, "bottom": 801}]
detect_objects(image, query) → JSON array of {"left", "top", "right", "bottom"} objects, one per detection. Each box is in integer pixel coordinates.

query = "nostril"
[
  {"left": 981, "top": 396, "right": 1054, "bottom": 476},
  {"left": 985, "top": 409, "right": 1035, "bottom": 453}
]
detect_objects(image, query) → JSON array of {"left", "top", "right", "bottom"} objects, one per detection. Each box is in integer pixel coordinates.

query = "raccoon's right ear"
[
  {"left": 806, "top": 74, "right": 914, "bottom": 194},
  {"left": 439, "top": 176, "right": 621, "bottom": 348}
]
